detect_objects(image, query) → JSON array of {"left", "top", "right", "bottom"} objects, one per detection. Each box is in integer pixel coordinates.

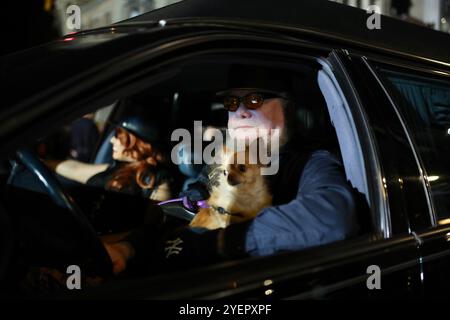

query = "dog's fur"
[{"left": 189, "top": 147, "right": 272, "bottom": 230}]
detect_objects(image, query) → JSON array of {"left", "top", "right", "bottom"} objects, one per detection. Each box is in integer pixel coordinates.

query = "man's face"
[{"left": 227, "top": 89, "right": 286, "bottom": 143}]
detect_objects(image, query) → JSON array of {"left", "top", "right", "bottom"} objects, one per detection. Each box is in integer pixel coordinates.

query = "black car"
[{"left": 0, "top": 0, "right": 449, "bottom": 299}]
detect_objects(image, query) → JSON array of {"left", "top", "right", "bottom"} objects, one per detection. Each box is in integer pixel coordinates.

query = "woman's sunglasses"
[{"left": 222, "top": 92, "right": 287, "bottom": 112}]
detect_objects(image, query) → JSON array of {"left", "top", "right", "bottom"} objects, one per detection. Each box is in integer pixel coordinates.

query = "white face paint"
[
  {"left": 227, "top": 90, "right": 286, "bottom": 144},
  {"left": 110, "top": 135, "right": 135, "bottom": 162}
]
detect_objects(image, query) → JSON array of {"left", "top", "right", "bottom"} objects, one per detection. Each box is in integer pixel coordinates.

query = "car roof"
[{"left": 125, "top": 0, "right": 450, "bottom": 66}]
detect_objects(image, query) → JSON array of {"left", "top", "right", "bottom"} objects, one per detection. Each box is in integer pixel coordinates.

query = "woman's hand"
[
  {"left": 42, "top": 159, "right": 64, "bottom": 171},
  {"left": 103, "top": 241, "right": 135, "bottom": 274}
]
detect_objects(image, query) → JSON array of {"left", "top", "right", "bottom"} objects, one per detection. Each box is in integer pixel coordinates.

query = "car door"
[
  {"left": 81, "top": 47, "right": 426, "bottom": 299},
  {"left": 272, "top": 49, "right": 428, "bottom": 299},
  {"left": 362, "top": 58, "right": 450, "bottom": 298},
  {"left": 1, "top": 23, "right": 426, "bottom": 299}
]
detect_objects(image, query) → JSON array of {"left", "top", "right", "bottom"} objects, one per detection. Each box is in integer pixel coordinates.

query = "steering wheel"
[{"left": 10, "top": 148, "right": 113, "bottom": 279}]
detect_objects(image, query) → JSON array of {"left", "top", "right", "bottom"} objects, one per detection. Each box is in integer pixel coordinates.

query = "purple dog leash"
[{"left": 158, "top": 197, "right": 210, "bottom": 211}]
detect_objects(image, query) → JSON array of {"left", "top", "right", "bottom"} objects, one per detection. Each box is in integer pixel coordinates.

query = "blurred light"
[
  {"left": 63, "top": 37, "right": 75, "bottom": 42},
  {"left": 427, "top": 176, "right": 439, "bottom": 182},
  {"left": 446, "top": 232, "right": 450, "bottom": 241},
  {"left": 265, "top": 289, "right": 273, "bottom": 296},
  {"left": 442, "top": 18, "right": 447, "bottom": 24},
  {"left": 447, "top": 128, "right": 450, "bottom": 135},
  {"left": 264, "top": 279, "right": 273, "bottom": 286},
  {"left": 44, "top": 0, "right": 53, "bottom": 12},
  {"left": 159, "top": 20, "right": 167, "bottom": 27},
  {"left": 211, "top": 102, "right": 223, "bottom": 111},
  {"left": 438, "top": 219, "right": 450, "bottom": 225}
]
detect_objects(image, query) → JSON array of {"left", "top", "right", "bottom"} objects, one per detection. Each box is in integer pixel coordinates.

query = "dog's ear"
[
  {"left": 260, "top": 161, "right": 271, "bottom": 168},
  {"left": 231, "top": 150, "right": 246, "bottom": 165},
  {"left": 246, "top": 137, "right": 267, "bottom": 165},
  {"left": 215, "top": 143, "right": 229, "bottom": 165},
  {"left": 222, "top": 143, "right": 229, "bottom": 154}
]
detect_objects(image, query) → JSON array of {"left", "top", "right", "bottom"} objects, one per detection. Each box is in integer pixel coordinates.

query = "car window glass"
[{"left": 377, "top": 67, "right": 450, "bottom": 224}]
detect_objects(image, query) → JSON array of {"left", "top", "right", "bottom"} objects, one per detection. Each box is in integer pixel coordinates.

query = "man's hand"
[{"left": 103, "top": 242, "right": 135, "bottom": 274}]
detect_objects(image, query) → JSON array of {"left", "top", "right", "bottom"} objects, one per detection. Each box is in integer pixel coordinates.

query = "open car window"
[{"left": 0, "top": 51, "right": 375, "bottom": 297}]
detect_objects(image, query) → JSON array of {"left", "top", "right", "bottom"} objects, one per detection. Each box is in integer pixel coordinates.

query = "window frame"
[
  {"left": 366, "top": 58, "right": 450, "bottom": 228},
  {"left": 317, "top": 55, "right": 384, "bottom": 237},
  {"left": 4, "top": 29, "right": 419, "bottom": 298}
]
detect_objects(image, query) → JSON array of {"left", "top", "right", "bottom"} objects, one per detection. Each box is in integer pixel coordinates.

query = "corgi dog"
[{"left": 189, "top": 146, "right": 273, "bottom": 230}]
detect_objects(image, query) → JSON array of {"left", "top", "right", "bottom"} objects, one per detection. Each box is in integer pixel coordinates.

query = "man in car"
[{"left": 105, "top": 65, "right": 359, "bottom": 274}]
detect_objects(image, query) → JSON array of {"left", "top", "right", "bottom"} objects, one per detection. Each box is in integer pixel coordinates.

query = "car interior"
[{"left": 0, "top": 53, "right": 374, "bottom": 296}]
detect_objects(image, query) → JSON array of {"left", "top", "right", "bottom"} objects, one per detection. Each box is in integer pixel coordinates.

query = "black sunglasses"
[{"left": 222, "top": 92, "right": 287, "bottom": 112}]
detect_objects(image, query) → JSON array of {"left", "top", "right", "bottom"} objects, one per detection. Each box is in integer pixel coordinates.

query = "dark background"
[{"left": 1, "top": 1, "right": 60, "bottom": 57}]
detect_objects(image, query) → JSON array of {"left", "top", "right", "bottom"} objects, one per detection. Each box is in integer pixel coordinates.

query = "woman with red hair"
[{"left": 52, "top": 118, "right": 173, "bottom": 201}]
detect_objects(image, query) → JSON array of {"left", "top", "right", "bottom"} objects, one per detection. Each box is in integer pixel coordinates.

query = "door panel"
[
  {"left": 366, "top": 61, "right": 450, "bottom": 297},
  {"left": 331, "top": 51, "right": 432, "bottom": 235},
  {"left": 320, "top": 50, "right": 426, "bottom": 297}
]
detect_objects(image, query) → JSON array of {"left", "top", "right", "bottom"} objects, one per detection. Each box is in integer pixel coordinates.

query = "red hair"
[{"left": 107, "top": 127, "right": 165, "bottom": 191}]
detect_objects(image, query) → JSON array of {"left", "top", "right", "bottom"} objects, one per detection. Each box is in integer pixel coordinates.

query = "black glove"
[
  {"left": 123, "top": 221, "right": 218, "bottom": 272},
  {"left": 162, "top": 221, "right": 252, "bottom": 269},
  {"left": 124, "top": 205, "right": 252, "bottom": 272},
  {"left": 161, "top": 227, "right": 221, "bottom": 269},
  {"left": 179, "top": 163, "right": 223, "bottom": 202},
  {"left": 179, "top": 180, "right": 210, "bottom": 202}
]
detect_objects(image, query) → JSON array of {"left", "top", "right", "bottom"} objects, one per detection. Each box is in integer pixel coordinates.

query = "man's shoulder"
[
  {"left": 301, "top": 149, "right": 344, "bottom": 176},
  {"left": 284, "top": 148, "right": 341, "bottom": 166},
  {"left": 308, "top": 149, "right": 341, "bottom": 163},
  {"left": 277, "top": 148, "right": 341, "bottom": 177}
]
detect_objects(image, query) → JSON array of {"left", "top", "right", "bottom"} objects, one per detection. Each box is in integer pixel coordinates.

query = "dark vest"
[{"left": 266, "top": 143, "right": 312, "bottom": 205}]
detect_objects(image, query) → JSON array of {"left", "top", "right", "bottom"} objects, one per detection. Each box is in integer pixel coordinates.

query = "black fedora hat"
[{"left": 217, "top": 64, "right": 294, "bottom": 96}]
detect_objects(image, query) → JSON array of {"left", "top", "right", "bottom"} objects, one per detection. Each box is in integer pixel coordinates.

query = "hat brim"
[{"left": 215, "top": 88, "right": 289, "bottom": 98}]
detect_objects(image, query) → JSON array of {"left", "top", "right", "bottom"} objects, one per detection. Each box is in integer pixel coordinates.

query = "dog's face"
[
  {"left": 223, "top": 163, "right": 262, "bottom": 187},
  {"left": 221, "top": 148, "right": 267, "bottom": 188},
  {"left": 195, "top": 145, "right": 273, "bottom": 230}
]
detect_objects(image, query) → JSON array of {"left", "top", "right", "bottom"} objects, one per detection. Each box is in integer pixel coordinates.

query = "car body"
[{"left": 1, "top": 0, "right": 449, "bottom": 299}]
